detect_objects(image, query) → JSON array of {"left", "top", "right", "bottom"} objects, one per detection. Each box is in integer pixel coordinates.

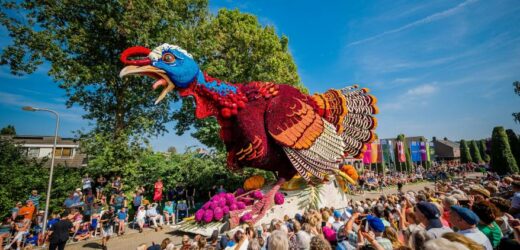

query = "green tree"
[
  {"left": 506, "top": 129, "right": 520, "bottom": 167},
  {"left": 173, "top": 9, "right": 304, "bottom": 150},
  {"left": 0, "top": 137, "right": 81, "bottom": 216},
  {"left": 460, "top": 140, "right": 473, "bottom": 164},
  {"left": 513, "top": 81, "right": 520, "bottom": 123},
  {"left": 0, "top": 125, "right": 16, "bottom": 135},
  {"left": 479, "top": 139, "right": 491, "bottom": 162},
  {"left": 0, "top": 0, "right": 212, "bottom": 177},
  {"left": 490, "top": 127, "right": 519, "bottom": 175},
  {"left": 469, "top": 140, "right": 483, "bottom": 163}
]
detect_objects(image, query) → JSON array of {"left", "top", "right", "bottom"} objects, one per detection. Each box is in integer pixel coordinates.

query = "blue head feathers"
[{"left": 149, "top": 44, "right": 199, "bottom": 88}]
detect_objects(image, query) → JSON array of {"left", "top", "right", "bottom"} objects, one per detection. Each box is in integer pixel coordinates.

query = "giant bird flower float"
[{"left": 119, "top": 44, "right": 378, "bottom": 225}]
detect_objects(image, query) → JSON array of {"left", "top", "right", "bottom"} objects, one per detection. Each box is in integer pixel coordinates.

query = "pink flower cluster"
[{"left": 194, "top": 189, "right": 285, "bottom": 224}]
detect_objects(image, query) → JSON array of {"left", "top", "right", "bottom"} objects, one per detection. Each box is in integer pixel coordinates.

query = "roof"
[
  {"left": 3, "top": 135, "right": 80, "bottom": 146},
  {"left": 436, "top": 139, "right": 460, "bottom": 148}
]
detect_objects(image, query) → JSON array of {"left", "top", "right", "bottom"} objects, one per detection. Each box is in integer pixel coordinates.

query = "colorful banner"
[
  {"left": 420, "top": 141, "right": 427, "bottom": 161},
  {"left": 371, "top": 140, "right": 380, "bottom": 163},
  {"left": 397, "top": 141, "right": 406, "bottom": 163},
  {"left": 363, "top": 143, "right": 372, "bottom": 164},
  {"left": 410, "top": 141, "right": 421, "bottom": 162},
  {"left": 381, "top": 139, "right": 395, "bottom": 164},
  {"left": 428, "top": 142, "right": 435, "bottom": 161}
]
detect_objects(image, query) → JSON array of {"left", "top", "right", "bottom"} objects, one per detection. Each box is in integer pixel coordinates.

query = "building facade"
[{"left": 5, "top": 135, "right": 87, "bottom": 168}]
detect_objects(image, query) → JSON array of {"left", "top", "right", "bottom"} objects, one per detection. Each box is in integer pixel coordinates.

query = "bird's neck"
[{"left": 179, "top": 71, "right": 247, "bottom": 119}]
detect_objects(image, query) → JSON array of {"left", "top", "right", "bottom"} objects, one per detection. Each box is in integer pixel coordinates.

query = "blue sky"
[{"left": 1, "top": 0, "right": 519, "bottom": 151}]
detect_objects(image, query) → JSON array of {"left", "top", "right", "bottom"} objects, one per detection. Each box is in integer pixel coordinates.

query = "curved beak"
[{"left": 119, "top": 65, "right": 176, "bottom": 105}]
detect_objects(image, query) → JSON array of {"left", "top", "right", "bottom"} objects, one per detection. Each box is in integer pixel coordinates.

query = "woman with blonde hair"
[
  {"left": 383, "top": 226, "right": 403, "bottom": 249},
  {"left": 441, "top": 232, "right": 484, "bottom": 250},
  {"left": 268, "top": 230, "right": 288, "bottom": 250},
  {"left": 309, "top": 236, "right": 332, "bottom": 250}
]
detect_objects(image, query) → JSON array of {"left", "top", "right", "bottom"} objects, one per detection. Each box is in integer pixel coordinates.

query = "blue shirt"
[
  {"left": 117, "top": 211, "right": 127, "bottom": 220},
  {"left": 164, "top": 203, "right": 175, "bottom": 214},
  {"left": 64, "top": 198, "right": 75, "bottom": 208}
]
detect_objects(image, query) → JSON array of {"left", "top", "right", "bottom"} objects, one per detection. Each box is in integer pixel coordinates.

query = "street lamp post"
[{"left": 22, "top": 106, "right": 59, "bottom": 239}]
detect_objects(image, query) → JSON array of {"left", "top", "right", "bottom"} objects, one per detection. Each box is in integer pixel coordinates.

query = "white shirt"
[
  {"left": 136, "top": 210, "right": 146, "bottom": 220},
  {"left": 459, "top": 227, "right": 493, "bottom": 250},
  {"left": 426, "top": 226, "right": 453, "bottom": 239}
]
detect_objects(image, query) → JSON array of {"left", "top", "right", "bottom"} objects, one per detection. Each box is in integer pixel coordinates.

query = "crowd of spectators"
[
  {"left": 150, "top": 167, "right": 520, "bottom": 250},
  {"left": 1, "top": 175, "right": 197, "bottom": 250}
]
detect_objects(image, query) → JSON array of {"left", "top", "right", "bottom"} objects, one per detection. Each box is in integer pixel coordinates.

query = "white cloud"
[
  {"left": 0, "top": 91, "right": 84, "bottom": 122},
  {"left": 348, "top": 0, "right": 478, "bottom": 46},
  {"left": 406, "top": 84, "right": 438, "bottom": 96}
]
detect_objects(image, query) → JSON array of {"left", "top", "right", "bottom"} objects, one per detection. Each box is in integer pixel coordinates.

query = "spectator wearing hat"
[
  {"left": 415, "top": 201, "right": 453, "bottom": 239},
  {"left": 449, "top": 205, "right": 492, "bottom": 250},
  {"left": 344, "top": 213, "right": 393, "bottom": 250},
  {"left": 331, "top": 210, "right": 343, "bottom": 232},
  {"left": 471, "top": 201, "right": 503, "bottom": 248},
  {"left": 510, "top": 181, "right": 520, "bottom": 218}
]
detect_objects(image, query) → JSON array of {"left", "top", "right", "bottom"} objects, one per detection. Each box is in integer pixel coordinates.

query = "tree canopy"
[
  {"left": 459, "top": 140, "right": 472, "bottom": 164},
  {"left": 490, "top": 126, "right": 518, "bottom": 175},
  {"left": 506, "top": 129, "right": 520, "bottom": 167},
  {"left": 513, "top": 81, "right": 520, "bottom": 123},
  {"left": 469, "top": 140, "right": 482, "bottom": 163},
  {"left": 0, "top": 125, "right": 16, "bottom": 135},
  {"left": 0, "top": 0, "right": 304, "bottom": 177}
]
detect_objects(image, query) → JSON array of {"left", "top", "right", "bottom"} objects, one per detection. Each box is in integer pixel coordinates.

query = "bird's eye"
[{"left": 162, "top": 53, "right": 176, "bottom": 63}]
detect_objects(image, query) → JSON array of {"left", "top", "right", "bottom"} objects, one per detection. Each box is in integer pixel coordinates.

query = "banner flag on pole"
[
  {"left": 388, "top": 140, "right": 395, "bottom": 164},
  {"left": 420, "top": 141, "right": 427, "bottom": 161},
  {"left": 363, "top": 143, "right": 372, "bottom": 164},
  {"left": 410, "top": 141, "right": 421, "bottom": 162},
  {"left": 428, "top": 142, "right": 434, "bottom": 162},
  {"left": 371, "top": 140, "right": 380, "bottom": 163},
  {"left": 397, "top": 141, "right": 406, "bottom": 163},
  {"left": 381, "top": 139, "right": 395, "bottom": 164}
]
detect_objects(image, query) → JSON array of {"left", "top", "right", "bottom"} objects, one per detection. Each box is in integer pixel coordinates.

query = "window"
[
  {"left": 53, "top": 147, "right": 74, "bottom": 158},
  {"left": 27, "top": 148, "right": 40, "bottom": 158}
]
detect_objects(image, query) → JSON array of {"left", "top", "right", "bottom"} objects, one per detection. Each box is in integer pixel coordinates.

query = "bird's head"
[{"left": 119, "top": 44, "right": 199, "bottom": 104}]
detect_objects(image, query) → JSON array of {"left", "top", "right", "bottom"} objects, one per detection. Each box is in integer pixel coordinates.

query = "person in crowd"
[
  {"left": 414, "top": 201, "right": 453, "bottom": 238},
  {"left": 82, "top": 174, "right": 94, "bottom": 195},
  {"left": 161, "top": 237, "right": 175, "bottom": 250},
  {"left": 186, "top": 185, "right": 196, "bottom": 209},
  {"left": 4, "top": 215, "right": 30, "bottom": 250},
  {"left": 448, "top": 205, "right": 492, "bottom": 250},
  {"left": 11, "top": 201, "right": 22, "bottom": 220},
  {"left": 112, "top": 176, "right": 123, "bottom": 194},
  {"left": 310, "top": 235, "right": 332, "bottom": 250},
  {"left": 441, "top": 232, "right": 485, "bottom": 250},
  {"left": 28, "top": 190, "right": 41, "bottom": 210},
  {"left": 48, "top": 211, "right": 73, "bottom": 250},
  {"left": 471, "top": 200, "right": 503, "bottom": 248},
  {"left": 489, "top": 197, "right": 514, "bottom": 237},
  {"left": 146, "top": 203, "right": 164, "bottom": 231},
  {"left": 510, "top": 181, "right": 520, "bottom": 218},
  {"left": 100, "top": 206, "right": 116, "bottom": 250},
  {"left": 163, "top": 200, "right": 176, "bottom": 225},
  {"left": 96, "top": 175, "right": 107, "bottom": 199},
  {"left": 135, "top": 205, "right": 147, "bottom": 233},
  {"left": 18, "top": 199, "right": 36, "bottom": 220},
  {"left": 180, "top": 235, "right": 192, "bottom": 250},
  {"left": 111, "top": 190, "right": 127, "bottom": 213},
  {"left": 117, "top": 206, "right": 128, "bottom": 235},
  {"left": 153, "top": 177, "right": 164, "bottom": 205},
  {"left": 268, "top": 230, "right": 288, "bottom": 250},
  {"left": 344, "top": 213, "right": 393, "bottom": 250}
]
